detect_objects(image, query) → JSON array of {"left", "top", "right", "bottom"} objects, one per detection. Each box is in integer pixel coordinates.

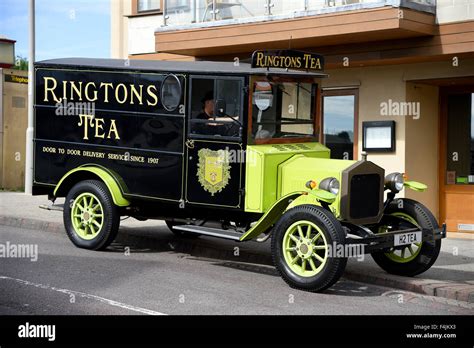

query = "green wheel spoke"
[
  {"left": 89, "top": 224, "right": 96, "bottom": 235},
  {"left": 306, "top": 225, "right": 312, "bottom": 238},
  {"left": 291, "top": 255, "right": 300, "bottom": 265},
  {"left": 313, "top": 245, "right": 326, "bottom": 250},
  {"left": 408, "top": 245, "right": 415, "bottom": 256},
  {"left": 297, "top": 226, "right": 304, "bottom": 239},
  {"left": 94, "top": 213, "right": 103, "bottom": 218},
  {"left": 289, "top": 234, "right": 299, "bottom": 243},
  {"left": 301, "top": 259, "right": 307, "bottom": 272},
  {"left": 311, "top": 233, "right": 321, "bottom": 243},
  {"left": 286, "top": 247, "right": 297, "bottom": 252},
  {"left": 92, "top": 220, "right": 101, "bottom": 228},
  {"left": 309, "top": 258, "right": 317, "bottom": 271},
  {"left": 313, "top": 253, "right": 325, "bottom": 263}
]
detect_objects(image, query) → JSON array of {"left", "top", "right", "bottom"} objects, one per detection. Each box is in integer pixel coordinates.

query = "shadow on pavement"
[{"left": 111, "top": 225, "right": 388, "bottom": 297}]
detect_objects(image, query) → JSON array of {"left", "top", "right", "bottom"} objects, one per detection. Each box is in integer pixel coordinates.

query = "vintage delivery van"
[{"left": 33, "top": 50, "right": 445, "bottom": 292}]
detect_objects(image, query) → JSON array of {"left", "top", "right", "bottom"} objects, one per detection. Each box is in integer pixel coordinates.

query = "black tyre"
[
  {"left": 64, "top": 180, "right": 120, "bottom": 250},
  {"left": 271, "top": 204, "right": 347, "bottom": 292},
  {"left": 165, "top": 220, "right": 200, "bottom": 238},
  {"left": 371, "top": 198, "right": 441, "bottom": 276}
]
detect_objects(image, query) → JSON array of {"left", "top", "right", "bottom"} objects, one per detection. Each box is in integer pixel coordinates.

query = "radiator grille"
[{"left": 349, "top": 174, "right": 381, "bottom": 219}]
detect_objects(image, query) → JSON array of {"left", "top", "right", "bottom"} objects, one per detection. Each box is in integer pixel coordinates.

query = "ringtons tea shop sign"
[{"left": 251, "top": 50, "right": 324, "bottom": 72}]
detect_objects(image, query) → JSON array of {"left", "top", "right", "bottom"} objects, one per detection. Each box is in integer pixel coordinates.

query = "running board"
[{"left": 172, "top": 225, "right": 242, "bottom": 241}]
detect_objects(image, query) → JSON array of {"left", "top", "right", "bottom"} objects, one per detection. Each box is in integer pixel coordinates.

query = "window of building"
[
  {"left": 138, "top": 0, "right": 162, "bottom": 12},
  {"left": 189, "top": 77, "right": 243, "bottom": 140},
  {"left": 322, "top": 89, "right": 358, "bottom": 160},
  {"left": 251, "top": 79, "right": 317, "bottom": 143},
  {"left": 446, "top": 93, "right": 474, "bottom": 185}
]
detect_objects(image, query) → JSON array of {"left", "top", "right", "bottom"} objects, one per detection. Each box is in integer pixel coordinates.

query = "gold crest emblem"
[{"left": 197, "top": 148, "right": 231, "bottom": 196}]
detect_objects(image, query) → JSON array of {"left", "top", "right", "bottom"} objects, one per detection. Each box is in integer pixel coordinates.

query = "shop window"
[
  {"left": 322, "top": 89, "right": 358, "bottom": 160},
  {"left": 446, "top": 93, "right": 474, "bottom": 185}
]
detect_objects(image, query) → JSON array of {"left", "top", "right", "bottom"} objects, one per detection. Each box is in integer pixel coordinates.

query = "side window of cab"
[{"left": 189, "top": 76, "right": 243, "bottom": 140}]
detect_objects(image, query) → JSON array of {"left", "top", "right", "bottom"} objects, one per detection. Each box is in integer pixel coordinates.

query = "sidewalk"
[{"left": 1, "top": 191, "right": 473, "bottom": 303}]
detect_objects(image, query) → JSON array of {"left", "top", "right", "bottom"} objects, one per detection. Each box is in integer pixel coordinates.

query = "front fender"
[
  {"left": 54, "top": 165, "right": 130, "bottom": 207},
  {"left": 240, "top": 190, "right": 337, "bottom": 242},
  {"left": 287, "top": 192, "right": 339, "bottom": 217},
  {"left": 404, "top": 181, "right": 427, "bottom": 192},
  {"left": 240, "top": 192, "right": 303, "bottom": 241}
]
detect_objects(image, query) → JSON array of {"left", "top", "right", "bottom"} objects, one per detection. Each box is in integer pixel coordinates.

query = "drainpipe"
[{"left": 24, "top": 0, "right": 35, "bottom": 194}]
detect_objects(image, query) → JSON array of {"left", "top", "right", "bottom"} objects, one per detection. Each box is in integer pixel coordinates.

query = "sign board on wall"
[
  {"left": 5, "top": 74, "right": 28, "bottom": 84},
  {"left": 251, "top": 50, "right": 325, "bottom": 72}
]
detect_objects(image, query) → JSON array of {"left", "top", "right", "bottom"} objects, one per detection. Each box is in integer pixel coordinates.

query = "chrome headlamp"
[
  {"left": 319, "top": 177, "right": 340, "bottom": 195},
  {"left": 385, "top": 172, "right": 404, "bottom": 192}
]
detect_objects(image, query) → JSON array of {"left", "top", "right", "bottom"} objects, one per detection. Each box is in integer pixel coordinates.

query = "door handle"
[{"left": 185, "top": 139, "right": 195, "bottom": 149}]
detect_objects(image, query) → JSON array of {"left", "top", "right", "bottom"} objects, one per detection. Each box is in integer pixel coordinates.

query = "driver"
[
  {"left": 194, "top": 91, "right": 240, "bottom": 137},
  {"left": 197, "top": 91, "right": 215, "bottom": 120}
]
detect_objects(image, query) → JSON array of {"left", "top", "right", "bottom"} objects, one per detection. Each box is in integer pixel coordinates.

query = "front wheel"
[
  {"left": 371, "top": 198, "right": 441, "bottom": 276},
  {"left": 64, "top": 180, "right": 120, "bottom": 250},
  {"left": 271, "top": 205, "right": 347, "bottom": 292}
]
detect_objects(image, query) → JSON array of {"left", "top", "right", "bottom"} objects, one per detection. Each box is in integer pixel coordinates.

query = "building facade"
[
  {"left": 111, "top": 0, "right": 474, "bottom": 232},
  {"left": 0, "top": 68, "right": 28, "bottom": 190},
  {"left": 0, "top": 37, "right": 28, "bottom": 190}
]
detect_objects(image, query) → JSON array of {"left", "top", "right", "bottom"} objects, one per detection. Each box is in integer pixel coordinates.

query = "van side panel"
[{"left": 34, "top": 66, "right": 186, "bottom": 202}]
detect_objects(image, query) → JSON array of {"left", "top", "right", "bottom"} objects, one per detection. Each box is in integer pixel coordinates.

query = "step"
[
  {"left": 39, "top": 204, "right": 64, "bottom": 212},
  {"left": 172, "top": 225, "right": 243, "bottom": 241}
]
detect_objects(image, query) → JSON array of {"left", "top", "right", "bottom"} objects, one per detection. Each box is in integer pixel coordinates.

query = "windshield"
[{"left": 251, "top": 78, "right": 317, "bottom": 143}]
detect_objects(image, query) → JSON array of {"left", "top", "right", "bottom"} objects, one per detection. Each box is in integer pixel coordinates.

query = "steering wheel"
[{"left": 224, "top": 122, "right": 241, "bottom": 137}]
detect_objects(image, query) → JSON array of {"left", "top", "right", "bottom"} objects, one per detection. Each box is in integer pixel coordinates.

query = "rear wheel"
[
  {"left": 271, "top": 205, "right": 347, "bottom": 292},
  {"left": 64, "top": 180, "right": 120, "bottom": 250},
  {"left": 371, "top": 198, "right": 441, "bottom": 276}
]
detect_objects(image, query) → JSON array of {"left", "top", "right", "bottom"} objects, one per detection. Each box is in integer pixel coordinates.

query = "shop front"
[{"left": 440, "top": 85, "right": 474, "bottom": 232}]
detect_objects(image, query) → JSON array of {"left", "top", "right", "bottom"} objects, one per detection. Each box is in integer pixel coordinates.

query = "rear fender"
[{"left": 54, "top": 164, "right": 130, "bottom": 207}]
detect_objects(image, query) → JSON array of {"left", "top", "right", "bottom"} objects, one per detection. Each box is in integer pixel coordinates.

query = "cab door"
[{"left": 185, "top": 76, "right": 245, "bottom": 208}]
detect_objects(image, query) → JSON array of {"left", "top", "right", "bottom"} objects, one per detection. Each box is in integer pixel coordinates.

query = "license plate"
[{"left": 394, "top": 231, "right": 422, "bottom": 246}]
